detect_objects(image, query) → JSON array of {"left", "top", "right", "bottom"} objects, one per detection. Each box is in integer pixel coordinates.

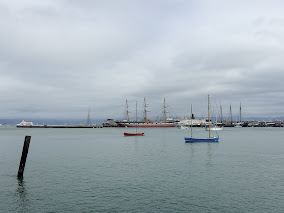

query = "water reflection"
[
  {"left": 185, "top": 143, "right": 216, "bottom": 167},
  {"left": 186, "top": 143, "right": 195, "bottom": 162},
  {"left": 205, "top": 143, "right": 213, "bottom": 168},
  {"left": 16, "top": 178, "right": 29, "bottom": 210}
]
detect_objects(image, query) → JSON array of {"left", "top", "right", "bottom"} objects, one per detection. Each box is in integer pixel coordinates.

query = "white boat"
[
  {"left": 205, "top": 125, "right": 223, "bottom": 131},
  {"left": 16, "top": 120, "right": 34, "bottom": 127},
  {"left": 178, "top": 125, "right": 188, "bottom": 129},
  {"left": 234, "top": 122, "right": 243, "bottom": 127},
  {"left": 205, "top": 108, "right": 223, "bottom": 131}
]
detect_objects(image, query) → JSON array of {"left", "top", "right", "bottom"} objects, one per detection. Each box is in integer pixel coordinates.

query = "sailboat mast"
[
  {"left": 163, "top": 97, "right": 167, "bottom": 122},
  {"left": 208, "top": 95, "right": 211, "bottom": 138},
  {"left": 144, "top": 97, "right": 147, "bottom": 122},
  {"left": 191, "top": 104, "right": 193, "bottom": 138},
  {"left": 136, "top": 101, "right": 137, "bottom": 133},
  {"left": 230, "top": 103, "right": 232, "bottom": 124},
  {"left": 86, "top": 106, "right": 91, "bottom": 125},
  {"left": 220, "top": 103, "right": 223, "bottom": 123},
  {"left": 240, "top": 102, "right": 242, "bottom": 122},
  {"left": 126, "top": 99, "right": 130, "bottom": 122}
]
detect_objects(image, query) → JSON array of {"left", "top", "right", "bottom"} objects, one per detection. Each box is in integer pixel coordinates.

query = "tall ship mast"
[
  {"left": 125, "top": 99, "right": 130, "bottom": 122},
  {"left": 223, "top": 103, "right": 234, "bottom": 127},
  {"left": 143, "top": 97, "right": 150, "bottom": 123},
  {"left": 163, "top": 97, "right": 168, "bottom": 122},
  {"left": 117, "top": 98, "right": 177, "bottom": 127}
]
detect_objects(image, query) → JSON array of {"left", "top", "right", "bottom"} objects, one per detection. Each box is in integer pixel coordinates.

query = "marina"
[
  {"left": 7, "top": 99, "right": 284, "bottom": 129},
  {"left": 11, "top": 119, "right": 284, "bottom": 128}
]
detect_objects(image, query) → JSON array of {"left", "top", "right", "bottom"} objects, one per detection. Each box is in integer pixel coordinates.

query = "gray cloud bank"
[{"left": 1, "top": 0, "right": 284, "bottom": 121}]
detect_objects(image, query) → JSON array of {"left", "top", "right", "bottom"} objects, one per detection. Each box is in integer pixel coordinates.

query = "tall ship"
[{"left": 117, "top": 98, "right": 178, "bottom": 127}]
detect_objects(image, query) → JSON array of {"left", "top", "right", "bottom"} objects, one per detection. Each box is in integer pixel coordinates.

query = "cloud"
[{"left": 0, "top": 0, "right": 284, "bottom": 121}]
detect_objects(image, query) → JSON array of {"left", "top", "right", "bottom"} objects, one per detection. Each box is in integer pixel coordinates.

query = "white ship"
[
  {"left": 177, "top": 118, "right": 206, "bottom": 128},
  {"left": 16, "top": 120, "right": 34, "bottom": 127}
]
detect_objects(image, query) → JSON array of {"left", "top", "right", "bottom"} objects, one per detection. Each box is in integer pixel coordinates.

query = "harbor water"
[{"left": 0, "top": 126, "right": 283, "bottom": 212}]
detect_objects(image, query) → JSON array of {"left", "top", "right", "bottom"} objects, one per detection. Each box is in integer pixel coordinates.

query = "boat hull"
[
  {"left": 184, "top": 137, "right": 219, "bottom": 143},
  {"left": 118, "top": 123, "right": 176, "bottom": 128},
  {"left": 124, "top": 133, "right": 144, "bottom": 136}
]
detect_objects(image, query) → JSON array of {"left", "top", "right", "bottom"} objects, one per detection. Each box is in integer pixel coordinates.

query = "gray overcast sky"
[{"left": 1, "top": 0, "right": 284, "bottom": 121}]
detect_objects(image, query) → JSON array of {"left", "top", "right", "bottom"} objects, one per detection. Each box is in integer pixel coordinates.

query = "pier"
[{"left": 16, "top": 124, "right": 103, "bottom": 128}]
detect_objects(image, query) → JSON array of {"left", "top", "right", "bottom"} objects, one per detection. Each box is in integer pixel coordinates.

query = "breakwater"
[{"left": 16, "top": 124, "right": 103, "bottom": 128}]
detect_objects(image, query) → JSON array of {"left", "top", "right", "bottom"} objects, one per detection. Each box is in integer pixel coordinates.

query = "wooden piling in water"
[{"left": 17, "top": 136, "right": 31, "bottom": 178}]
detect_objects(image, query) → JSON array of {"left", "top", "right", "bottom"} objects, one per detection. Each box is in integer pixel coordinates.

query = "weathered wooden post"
[{"left": 17, "top": 136, "right": 31, "bottom": 178}]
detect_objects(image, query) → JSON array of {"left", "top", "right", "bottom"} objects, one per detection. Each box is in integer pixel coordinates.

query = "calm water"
[{"left": 0, "top": 126, "right": 283, "bottom": 212}]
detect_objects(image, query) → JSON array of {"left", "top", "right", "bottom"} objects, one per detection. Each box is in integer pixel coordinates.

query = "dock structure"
[
  {"left": 16, "top": 124, "right": 103, "bottom": 128},
  {"left": 16, "top": 120, "right": 103, "bottom": 128}
]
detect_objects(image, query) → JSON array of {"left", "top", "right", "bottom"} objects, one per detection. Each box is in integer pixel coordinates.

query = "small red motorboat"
[{"left": 124, "top": 132, "right": 144, "bottom": 136}]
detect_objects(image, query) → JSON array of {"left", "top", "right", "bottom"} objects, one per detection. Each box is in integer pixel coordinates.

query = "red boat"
[
  {"left": 124, "top": 132, "right": 144, "bottom": 136},
  {"left": 123, "top": 101, "right": 144, "bottom": 136}
]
